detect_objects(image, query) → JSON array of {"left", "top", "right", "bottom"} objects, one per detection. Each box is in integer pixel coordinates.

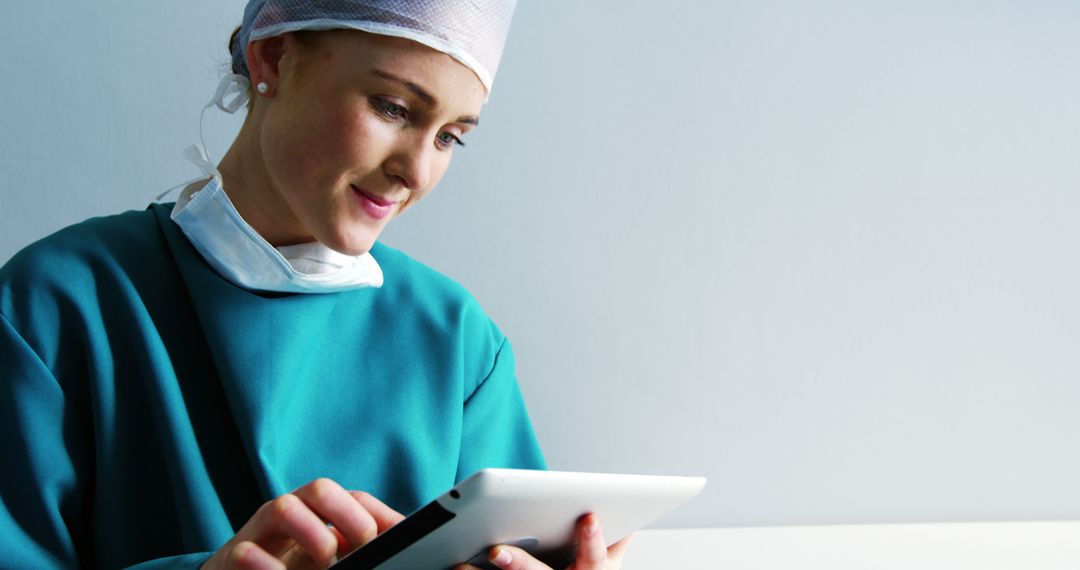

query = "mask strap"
[
  {"left": 156, "top": 74, "right": 251, "bottom": 201},
  {"left": 211, "top": 73, "right": 252, "bottom": 114}
]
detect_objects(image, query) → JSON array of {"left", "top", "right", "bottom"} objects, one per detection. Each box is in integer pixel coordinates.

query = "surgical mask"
[{"left": 171, "top": 173, "right": 384, "bottom": 294}]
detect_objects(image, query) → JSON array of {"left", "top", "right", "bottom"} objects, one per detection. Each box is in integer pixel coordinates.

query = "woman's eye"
[
  {"left": 373, "top": 98, "right": 407, "bottom": 119},
  {"left": 436, "top": 131, "right": 465, "bottom": 149}
]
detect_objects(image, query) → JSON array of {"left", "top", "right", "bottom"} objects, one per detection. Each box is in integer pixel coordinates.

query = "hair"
[
  {"left": 229, "top": 26, "right": 247, "bottom": 77},
  {"left": 227, "top": 26, "right": 257, "bottom": 112}
]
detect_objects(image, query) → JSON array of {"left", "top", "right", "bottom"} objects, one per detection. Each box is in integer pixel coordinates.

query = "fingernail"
[
  {"left": 490, "top": 547, "right": 513, "bottom": 567},
  {"left": 586, "top": 518, "right": 599, "bottom": 536},
  {"left": 329, "top": 555, "right": 339, "bottom": 566}
]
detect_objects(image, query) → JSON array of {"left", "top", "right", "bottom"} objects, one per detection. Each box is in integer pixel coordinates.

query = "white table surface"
[{"left": 619, "top": 521, "right": 1080, "bottom": 569}]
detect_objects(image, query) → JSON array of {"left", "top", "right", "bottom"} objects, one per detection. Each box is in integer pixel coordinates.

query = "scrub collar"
[{"left": 171, "top": 176, "right": 384, "bottom": 294}]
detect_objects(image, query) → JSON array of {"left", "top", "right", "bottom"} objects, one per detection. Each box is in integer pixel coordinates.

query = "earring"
[{"left": 256, "top": 81, "right": 270, "bottom": 95}]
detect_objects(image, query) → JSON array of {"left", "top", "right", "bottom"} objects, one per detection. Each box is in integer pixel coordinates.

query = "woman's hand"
[
  {"left": 455, "top": 514, "right": 632, "bottom": 570},
  {"left": 203, "top": 478, "right": 404, "bottom": 570}
]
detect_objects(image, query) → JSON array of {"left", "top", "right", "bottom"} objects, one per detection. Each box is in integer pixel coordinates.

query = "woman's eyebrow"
[{"left": 371, "top": 68, "right": 480, "bottom": 126}]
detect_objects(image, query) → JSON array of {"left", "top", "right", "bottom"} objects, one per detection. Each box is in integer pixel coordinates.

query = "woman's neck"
[{"left": 217, "top": 120, "right": 314, "bottom": 247}]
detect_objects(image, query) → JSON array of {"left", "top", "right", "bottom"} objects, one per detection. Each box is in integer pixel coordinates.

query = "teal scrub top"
[{"left": 0, "top": 204, "right": 546, "bottom": 568}]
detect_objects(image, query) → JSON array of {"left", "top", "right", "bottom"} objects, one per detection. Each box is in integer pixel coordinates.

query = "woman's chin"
[{"left": 325, "top": 231, "right": 379, "bottom": 256}]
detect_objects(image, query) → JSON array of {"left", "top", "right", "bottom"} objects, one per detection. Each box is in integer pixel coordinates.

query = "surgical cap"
[{"left": 231, "top": 0, "right": 518, "bottom": 93}]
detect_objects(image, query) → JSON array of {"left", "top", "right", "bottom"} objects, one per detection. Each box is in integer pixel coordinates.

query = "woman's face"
[{"left": 251, "top": 31, "right": 487, "bottom": 255}]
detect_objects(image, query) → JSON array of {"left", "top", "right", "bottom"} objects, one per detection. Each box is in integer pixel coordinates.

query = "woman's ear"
[{"left": 245, "top": 36, "right": 287, "bottom": 95}]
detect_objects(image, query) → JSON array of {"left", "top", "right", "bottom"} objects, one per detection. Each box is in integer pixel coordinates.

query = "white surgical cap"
[{"left": 231, "top": 0, "right": 518, "bottom": 93}]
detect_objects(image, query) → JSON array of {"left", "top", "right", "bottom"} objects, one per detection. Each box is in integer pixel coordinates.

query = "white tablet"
[{"left": 332, "top": 468, "right": 707, "bottom": 569}]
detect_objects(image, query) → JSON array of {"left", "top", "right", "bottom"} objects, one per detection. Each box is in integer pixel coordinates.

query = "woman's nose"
[{"left": 384, "top": 132, "right": 433, "bottom": 191}]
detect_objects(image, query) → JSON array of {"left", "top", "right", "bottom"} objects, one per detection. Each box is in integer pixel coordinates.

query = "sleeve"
[
  {"left": 456, "top": 338, "right": 548, "bottom": 483},
  {"left": 0, "top": 312, "right": 86, "bottom": 568},
  {"left": 1, "top": 313, "right": 215, "bottom": 570}
]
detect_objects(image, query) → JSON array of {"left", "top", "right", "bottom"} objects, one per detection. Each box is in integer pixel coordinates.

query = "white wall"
[{"left": 3, "top": 1, "right": 1079, "bottom": 528}]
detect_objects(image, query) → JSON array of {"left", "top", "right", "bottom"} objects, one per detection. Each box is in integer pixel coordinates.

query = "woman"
[{"left": 0, "top": 1, "right": 627, "bottom": 568}]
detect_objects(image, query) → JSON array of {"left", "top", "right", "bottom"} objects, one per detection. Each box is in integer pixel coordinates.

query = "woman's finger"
[
  {"left": 205, "top": 483, "right": 403, "bottom": 569},
  {"left": 228, "top": 540, "right": 287, "bottom": 570},
  {"left": 326, "top": 524, "right": 353, "bottom": 559},
  {"left": 249, "top": 492, "right": 340, "bottom": 566},
  {"left": 605, "top": 534, "right": 633, "bottom": 566},
  {"left": 569, "top": 513, "right": 607, "bottom": 570},
  {"left": 485, "top": 544, "right": 552, "bottom": 570},
  {"left": 481, "top": 514, "right": 618, "bottom": 570},
  {"left": 291, "top": 478, "right": 380, "bottom": 552},
  {"left": 349, "top": 490, "right": 406, "bottom": 532}
]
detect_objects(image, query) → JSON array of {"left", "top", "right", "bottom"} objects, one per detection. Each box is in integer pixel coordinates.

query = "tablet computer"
[{"left": 332, "top": 468, "right": 707, "bottom": 569}]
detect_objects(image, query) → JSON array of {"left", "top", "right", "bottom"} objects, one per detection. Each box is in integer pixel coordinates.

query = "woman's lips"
[{"left": 352, "top": 185, "right": 397, "bottom": 220}]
